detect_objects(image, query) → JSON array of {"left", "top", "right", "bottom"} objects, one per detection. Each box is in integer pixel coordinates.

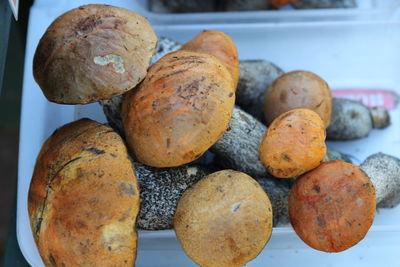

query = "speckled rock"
[
  {"left": 327, "top": 98, "right": 372, "bottom": 140},
  {"left": 360, "top": 153, "right": 400, "bottom": 208},
  {"left": 135, "top": 162, "right": 211, "bottom": 230},
  {"left": 256, "top": 177, "right": 291, "bottom": 226},
  {"left": 323, "top": 148, "right": 352, "bottom": 163},
  {"left": 211, "top": 106, "right": 268, "bottom": 177},
  {"left": 236, "top": 60, "right": 285, "bottom": 122},
  {"left": 100, "top": 37, "right": 182, "bottom": 135},
  {"left": 150, "top": 37, "right": 182, "bottom": 65},
  {"left": 292, "top": 0, "right": 356, "bottom": 9}
]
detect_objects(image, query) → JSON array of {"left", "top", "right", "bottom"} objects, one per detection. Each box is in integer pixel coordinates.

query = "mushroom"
[
  {"left": 181, "top": 30, "right": 239, "bottom": 88},
  {"left": 99, "top": 37, "right": 182, "bottom": 135},
  {"left": 327, "top": 98, "right": 390, "bottom": 140},
  {"left": 33, "top": 4, "right": 157, "bottom": 104},
  {"left": 259, "top": 109, "right": 327, "bottom": 178},
  {"left": 264, "top": 70, "right": 333, "bottom": 128},
  {"left": 174, "top": 170, "right": 273, "bottom": 267},
  {"left": 122, "top": 50, "right": 235, "bottom": 167},
  {"left": 289, "top": 161, "right": 376, "bottom": 252},
  {"left": 360, "top": 153, "right": 400, "bottom": 208}
]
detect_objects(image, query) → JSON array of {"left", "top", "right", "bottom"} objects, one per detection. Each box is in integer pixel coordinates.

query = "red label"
[{"left": 332, "top": 89, "right": 399, "bottom": 110}]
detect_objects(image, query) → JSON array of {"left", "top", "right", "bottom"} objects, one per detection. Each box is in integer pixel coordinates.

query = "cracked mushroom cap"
[
  {"left": 33, "top": 4, "right": 157, "bottom": 104},
  {"left": 122, "top": 50, "right": 235, "bottom": 167},
  {"left": 28, "top": 119, "right": 140, "bottom": 266}
]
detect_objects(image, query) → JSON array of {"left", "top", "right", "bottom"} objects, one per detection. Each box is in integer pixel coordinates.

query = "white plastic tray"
[{"left": 18, "top": 1, "right": 400, "bottom": 266}]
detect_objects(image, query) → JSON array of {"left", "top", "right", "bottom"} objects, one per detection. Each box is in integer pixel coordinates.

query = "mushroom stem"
[
  {"left": 323, "top": 148, "right": 352, "bottom": 163},
  {"left": 236, "top": 59, "right": 284, "bottom": 122},
  {"left": 134, "top": 161, "right": 211, "bottom": 230},
  {"left": 211, "top": 106, "right": 268, "bottom": 177},
  {"left": 360, "top": 153, "right": 400, "bottom": 208},
  {"left": 327, "top": 98, "right": 391, "bottom": 140},
  {"left": 255, "top": 177, "right": 292, "bottom": 226}
]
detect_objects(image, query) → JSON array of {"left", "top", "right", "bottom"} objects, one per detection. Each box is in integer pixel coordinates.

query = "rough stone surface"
[
  {"left": 135, "top": 162, "right": 211, "bottom": 230},
  {"left": 323, "top": 148, "right": 352, "bottom": 163},
  {"left": 360, "top": 153, "right": 400, "bottom": 208},
  {"left": 327, "top": 98, "right": 372, "bottom": 140},
  {"left": 211, "top": 106, "right": 268, "bottom": 177},
  {"left": 256, "top": 177, "right": 292, "bottom": 226},
  {"left": 236, "top": 60, "right": 284, "bottom": 122}
]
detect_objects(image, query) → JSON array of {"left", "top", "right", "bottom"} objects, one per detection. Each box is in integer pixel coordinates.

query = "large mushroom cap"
[
  {"left": 33, "top": 4, "right": 157, "bottom": 104},
  {"left": 122, "top": 50, "right": 235, "bottom": 167},
  {"left": 174, "top": 169, "right": 273, "bottom": 267}
]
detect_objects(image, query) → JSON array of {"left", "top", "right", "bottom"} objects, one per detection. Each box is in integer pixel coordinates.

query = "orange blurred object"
[{"left": 269, "top": 0, "right": 298, "bottom": 7}]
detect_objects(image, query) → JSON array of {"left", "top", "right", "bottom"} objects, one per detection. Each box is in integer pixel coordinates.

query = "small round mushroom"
[
  {"left": 33, "top": 4, "right": 157, "bottom": 104},
  {"left": 181, "top": 30, "right": 239, "bottom": 88},
  {"left": 289, "top": 161, "right": 376, "bottom": 252},
  {"left": 122, "top": 50, "right": 235, "bottom": 167},
  {"left": 236, "top": 60, "right": 285, "bottom": 122},
  {"left": 264, "top": 70, "right": 332, "bottom": 128},
  {"left": 360, "top": 153, "right": 400, "bottom": 208},
  {"left": 174, "top": 170, "right": 273, "bottom": 267},
  {"left": 260, "top": 109, "right": 327, "bottom": 178}
]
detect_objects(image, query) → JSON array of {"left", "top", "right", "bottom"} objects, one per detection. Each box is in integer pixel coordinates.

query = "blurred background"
[{"left": 0, "top": 0, "right": 32, "bottom": 264}]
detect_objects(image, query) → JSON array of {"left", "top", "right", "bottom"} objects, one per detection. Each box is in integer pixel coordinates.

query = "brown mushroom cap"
[
  {"left": 174, "top": 170, "right": 273, "bottom": 267},
  {"left": 264, "top": 70, "right": 332, "bottom": 128},
  {"left": 122, "top": 50, "right": 235, "bottom": 167},
  {"left": 33, "top": 4, "right": 157, "bottom": 104},
  {"left": 289, "top": 161, "right": 376, "bottom": 252},
  {"left": 181, "top": 30, "right": 239, "bottom": 89},
  {"left": 28, "top": 119, "right": 140, "bottom": 266},
  {"left": 260, "top": 108, "right": 327, "bottom": 178}
]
